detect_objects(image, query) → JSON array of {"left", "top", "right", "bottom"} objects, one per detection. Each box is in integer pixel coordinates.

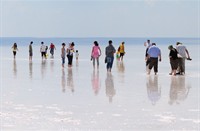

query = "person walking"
[
  {"left": 66, "top": 42, "right": 75, "bottom": 67},
  {"left": 147, "top": 43, "right": 161, "bottom": 75},
  {"left": 29, "top": 41, "right": 33, "bottom": 61},
  {"left": 168, "top": 45, "right": 178, "bottom": 76},
  {"left": 12, "top": 43, "right": 18, "bottom": 59},
  {"left": 91, "top": 41, "right": 101, "bottom": 69},
  {"left": 144, "top": 39, "right": 152, "bottom": 68},
  {"left": 61, "top": 43, "right": 66, "bottom": 68},
  {"left": 118, "top": 42, "right": 125, "bottom": 61},
  {"left": 105, "top": 40, "right": 116, "bottom": 72},
  {"left": 49, "top": 43, "right": 56, "bottom": 57},
  {"left": 176, "top": 42, "right": 191, "bottom": 75},
  {"left": 40, "top": 42, "right": 46, "bottom": 60}
]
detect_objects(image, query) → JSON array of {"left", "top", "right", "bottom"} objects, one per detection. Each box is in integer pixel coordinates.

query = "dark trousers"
[
  {"left": 149, "top": 57, "right": 158, "bottom": 73},
  {"left": 67, "top": 55, "right": 73, "bottom": 65},
  {"left": 177, "top": 58, "right": 185, "bottom": 73}
]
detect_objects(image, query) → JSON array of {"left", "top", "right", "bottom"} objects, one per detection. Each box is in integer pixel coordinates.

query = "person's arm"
[
  {"left": 159, "top": 54, "right": 162, "bottom": 61},
  {"left": 91, "top": 47, "right": 94, "bottom": 56},
  {"left": 185, "top": 49, "right": 190, "bottom": 58},
  {"left": 159, "top": 49, "right": 161, "bottom": 61},
  {"left": 113, "top": 46, "right": 116, "bottom": 54},
  {"left": 99, "top": 47, "right": 101, "bottom": 56}
]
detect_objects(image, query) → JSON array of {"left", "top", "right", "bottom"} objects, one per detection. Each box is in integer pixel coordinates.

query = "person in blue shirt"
[{"left": 147, "top": 43, "right": 161, "bottom": 75}]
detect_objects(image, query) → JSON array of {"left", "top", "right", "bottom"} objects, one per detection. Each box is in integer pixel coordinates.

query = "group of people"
[
  {"left": 60, "top": 40, "right": 125, "bottom": 72},
  {"left": 11, "top": 39, "right": 191, "bottom": 75},
  {"left": 144, "top": 40, "right": 191, "bottom": 76}
]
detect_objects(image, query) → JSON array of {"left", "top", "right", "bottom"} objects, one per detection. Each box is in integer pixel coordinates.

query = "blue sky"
[{"left": 0, "top": 0, "right": 199, "bottom": 37}]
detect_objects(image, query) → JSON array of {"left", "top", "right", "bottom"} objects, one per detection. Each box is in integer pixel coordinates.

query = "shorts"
[
  {"left": 13, "top": 51, "right": 16, "bottom": 56},
  {"left": 41, "top": 52, "right": 46, "bottom": 57},
  {"left": 120, "top": 53, "right": 124, "bottom": 57}
]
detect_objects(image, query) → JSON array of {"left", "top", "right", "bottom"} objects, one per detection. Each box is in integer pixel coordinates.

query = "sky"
[{"left": 0, "top": 0, "right": 199, "bottom": 38}]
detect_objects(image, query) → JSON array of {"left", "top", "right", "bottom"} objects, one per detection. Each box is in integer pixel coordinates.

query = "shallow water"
[{"left": 0, "top": 40, "right": 200, "bottom": 130}]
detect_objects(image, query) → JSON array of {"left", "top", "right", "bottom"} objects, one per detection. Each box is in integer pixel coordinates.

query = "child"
[
  {"left": 75, "top": 50, "right": 79, "bottom": 60},
  {"left": 116, "top": 47, "right": 120, "bottom": 61}
]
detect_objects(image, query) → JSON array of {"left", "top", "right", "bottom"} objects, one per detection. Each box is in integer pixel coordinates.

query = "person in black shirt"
[{"left": 168, "top": 45, "right": 178, "bottom": 76}]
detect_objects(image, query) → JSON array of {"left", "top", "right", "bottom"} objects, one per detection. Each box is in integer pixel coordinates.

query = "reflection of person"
[
  {"left": 105, "top": 73, "right": 116, "bottom": 103},
  {"left": 61, "top": 69, "right": 66, "bottom": 93},
  {"left": 12, "top": 43, "right": 18, "bottom": 59},
  {"left": 29, "top": 41, "right": 33, "bottom": 61},
  {"left": 13, "top": 59, "right": 17, "bottom": 78},
  {"left": 118, "top": 42, "right": 125, "bottom": 61},
  {"left": 29, "top": 61, "right": 33, "bottom": 79},
  {"left": 147, "top": 43, "right": 161, "bottom": 75},
  {"left": 41, "top": 60, "right": 47, "bottom": 79},
  {"left": 66, "top": 42, "right": 75, "bottom": 67},
  {"left": 67, "top": 68, "right": 74, "bottom": 93},
  {"left": 117, "top": 61, "right": 125, "bottom": 73},
  {"left": 146, "top": 76, "right": 161, "bottom": 105},
  {"left": 105, "top": 40, "right": 116, "bottom": 72},
  {"left": 91, "top": 70, "right": 101, "bottom": 95},
  {"left": 176, "top": 42, "right": 191, "bottom": 75},
  {"left": 91, "top": 41, "right": 101, "bottom": 69},
  {"left": 49, "top": 43, "right": 56, "bottom": 57},
  {"left": 169, "top": 76, "right": 191, "bottom": 105},
  {"left": 168, "top": 45, "right": 178, "bottom": 76}
]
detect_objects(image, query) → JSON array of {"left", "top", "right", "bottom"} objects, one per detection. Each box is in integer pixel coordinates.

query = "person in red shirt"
[{"left": 49, "top": 43, "right": 56, "bottom": 57}]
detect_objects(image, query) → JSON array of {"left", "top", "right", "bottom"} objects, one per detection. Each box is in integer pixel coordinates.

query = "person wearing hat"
[
  {"left": 176, "top": 42, "right": 191, "bottom": 75},
  {"left": 168, "top": 45, "right": 178, "bottom": 76},
  {"left": 29, "top": 41, "right": 33, "bottom": 61}
]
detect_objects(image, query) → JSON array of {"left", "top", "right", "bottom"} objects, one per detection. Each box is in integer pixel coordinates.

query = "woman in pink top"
[{"left": 91, "top": 41, "right": 101, "bottom": 69}]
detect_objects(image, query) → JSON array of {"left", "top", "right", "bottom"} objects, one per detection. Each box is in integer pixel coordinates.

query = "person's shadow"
[
  {"left": 105, "top": 73, "right": 116, "bottom": 103},
  {"left": 91, "top": 70, "right": 101, "bottom": 95},
  {"left": 146, "top": 75, "right": 161, "bottom": 105},
  {"left": 168, "top": 76, "right": 191, "bottom": 105}
]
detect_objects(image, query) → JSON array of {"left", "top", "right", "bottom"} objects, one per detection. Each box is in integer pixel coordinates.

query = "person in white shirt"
[
  {"left": 40, "top": 42, "right": 46, "bottom": 60},
  {"left": 176, "top": 42, "right": 191, "bottom": 75}
]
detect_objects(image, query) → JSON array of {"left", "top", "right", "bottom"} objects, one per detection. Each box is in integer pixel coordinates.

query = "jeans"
[{"left": 106, "top": 56, "right": 114, "bottom": 70}]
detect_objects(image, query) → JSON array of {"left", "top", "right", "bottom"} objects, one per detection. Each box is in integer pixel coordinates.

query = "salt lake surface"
[{"left": 0, "top": 37, "right": 199, "bottom": 130}]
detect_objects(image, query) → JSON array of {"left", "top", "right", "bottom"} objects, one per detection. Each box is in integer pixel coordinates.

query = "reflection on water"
[
  {"left": 146, "top": 76, "right": 161, "bottom": 105},
  {"left": 41, "top": 60, "right": 47, "bottom": 79},
  {"left": 117, "top": 61, "right": 125, "bottom": 83},
  {"left": 67, "top": 68, "right": 74, "bottom": 93},
  {"left": 29, "top": 62, "right": 33, "bottom": 79},
  {"left": 50, "top": 60, "right": 54, "bottom": 72},
  {"left": 61, "top": 69, "right": 66, "bottom": 92},
  {"left": 169, "top": 76, "right": 191, "bottom": 105},
  {"left": 117, "top": 61, "right": 125, "bottom": 73},
  {"left": 13, "top": 59, "right": 17, "bottom": 78},
  {"left": 91, "top": 70, "right": 101, "bottom": 95},
  {"left": 105, "top": 73, "right": 116, "bottom": 103}
]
